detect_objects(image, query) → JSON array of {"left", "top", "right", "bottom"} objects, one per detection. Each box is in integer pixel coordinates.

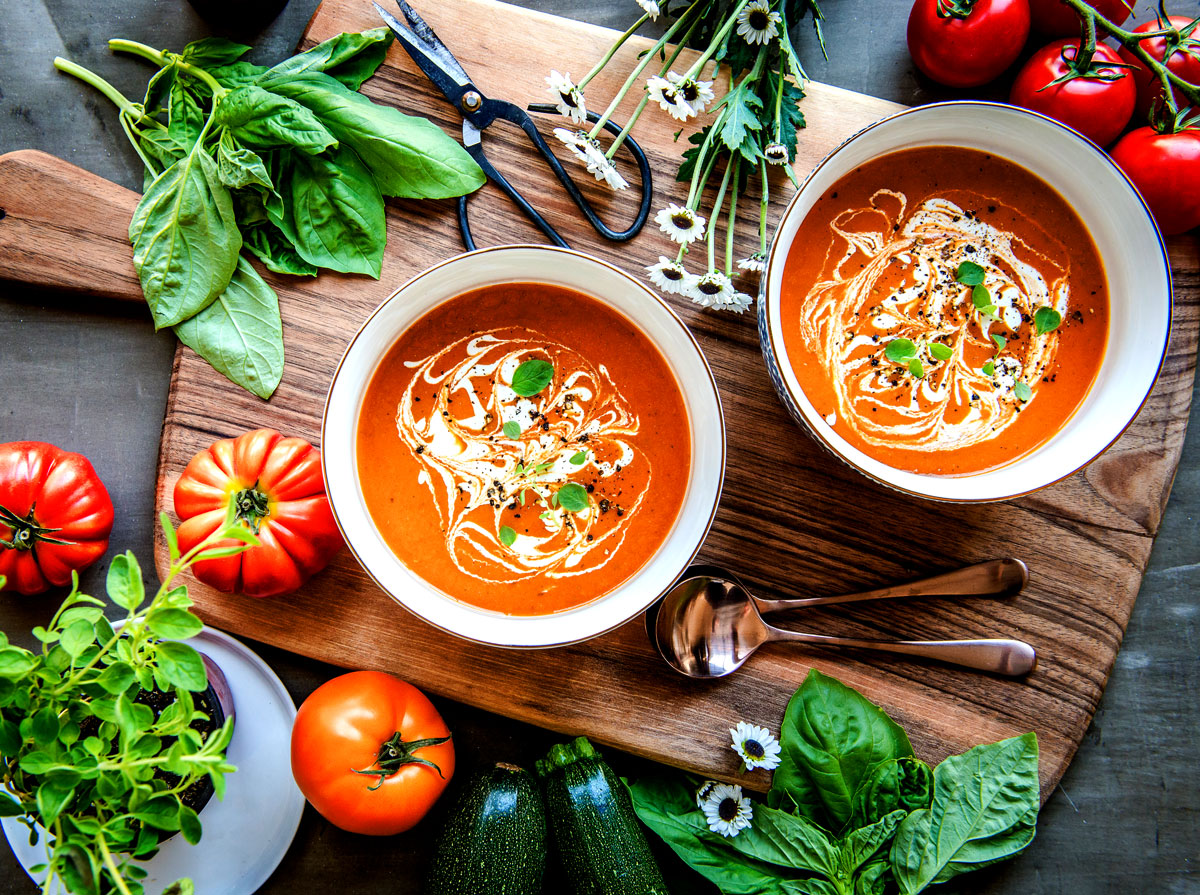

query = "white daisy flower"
[
  {"left": 668, "top": 72, "right": 716, "bottom": 116},
  {"left": 646, "top": 256, "right": 690, "bottom": 295},
  {"left": 587, "top": 154, "right": 629, "bottom": 191},
  {"left": 730, "top": 721, "right": 782, "bottom": 770},
  {"left": 764, "top": 142, "right": 790, "bottom": 165},
  {"left": 693, "top": 270, "right": 736, "bottom": 307},
  {"left": 635, "top": 0, "right": 661, "bottom": 19},
  {"left": 553, "top": 127, "right": 591, "bottom": 165},
  {"left": 695, "top": 779, "right": 718, "bottom": 809},
  {"left": 736, "top": 0, "right": 782, "bottom": 46},
  {"left": 721, "top": 290, "right": 754, "bottom": 314},
  {"left": 554, "top": 128, "right": 609, "bottom": 174},
  {"left": 655, "top": 203, "right": 706, "bottom": 244},
  {"left": 737, "top": 253, "right": 766, "bottom": 273},
  {"left": 700, "top": 782, "right": 754, "bottom": 838},
  {"left": 546, "top": 70, "right": 587, "bottom": 124},
  {"left": 646, "top": 74, "right": 694, "bottom": 121}
]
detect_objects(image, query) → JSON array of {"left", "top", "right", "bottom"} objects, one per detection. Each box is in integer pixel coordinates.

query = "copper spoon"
[{"left": 653, "top": 559, "right": 1036, "bottom": 678}]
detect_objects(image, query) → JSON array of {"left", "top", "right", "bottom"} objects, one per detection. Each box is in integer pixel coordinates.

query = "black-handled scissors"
[{"left": 374, "top": 0, "right": 653, "bottom": 251}]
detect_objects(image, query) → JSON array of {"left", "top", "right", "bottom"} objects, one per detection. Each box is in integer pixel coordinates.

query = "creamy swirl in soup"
[{"left": 781, "top": 147, "right": 1109, "bottom": 476}]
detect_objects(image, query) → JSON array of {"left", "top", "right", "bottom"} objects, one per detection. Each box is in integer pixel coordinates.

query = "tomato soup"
[
  {"left": 356, "top": 283, "right": 691, "bottom": 616},
  {"left": 779, "top": 146, "right": 1109, "bottom": 476}
]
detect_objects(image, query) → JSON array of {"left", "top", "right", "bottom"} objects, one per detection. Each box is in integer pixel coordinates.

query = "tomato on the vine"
[
  {"left": 174, "top": 428, "right": 342, "bottom": 598},
  {"left": 1010, "top": 40, "right": 1135, "bottom": 146},
  {"left": 1110, "top": 126, "right": 1200, "bottom": 235},
  {"left": 1029, "top": 0, "right": 1132, "bottom": 37},
  {"left": 291, "top": 671, "right": 454, "bottom": 835},
  {"left": 907, "top": 0, "right": 1031, "bottom": 88},
  {"left": 0, "top": 442, "right": 114, "bottom": 595},
  {"left": 1118, "top": 17, "right": 1200, "bottom": 121}
]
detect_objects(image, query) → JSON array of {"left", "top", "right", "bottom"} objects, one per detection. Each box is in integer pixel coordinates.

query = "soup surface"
[
  {"left": 357, "top": 283, "right": 692, "bottom": 616},
  {"left": 779, "top": 146, "right": 1109, "bottom": 476}
]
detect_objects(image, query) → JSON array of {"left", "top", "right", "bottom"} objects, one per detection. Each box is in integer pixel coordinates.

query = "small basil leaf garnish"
[
  {"left": 1033, "top": 307, "right": 1062, "bottom": 335},
  {"left": 511, "top": 359, "right": 554, "bottom": 397},
  {"left": 955, "top": 260, "right": 985, "bottom": 286},
  {"left": 556, "top": 483, "right": 590, "bottom": 513},
  {"left": 498, "top": 525, "right": 517, "bottom": 547},
  {"left": 502, "top": 421, "right": 521, "bottom": 439}
]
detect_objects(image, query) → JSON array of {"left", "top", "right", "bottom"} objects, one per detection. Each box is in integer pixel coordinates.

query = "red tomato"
[
  {"left": 908, "top": 0, "right": 1031, "bottom": 88},
  {"left": 290, "top": 671, "right": 454, "bottom": 835},
  {"left": 1029, "top": 0, "right": 1132, "bottom": 37},
  {"left": 0, "top": 442, "right": 113, "bottom": 595},
  {"left": 174, "top": 428, "right": 342, "bottom": 597},
  {"left": 1118, "top": 16, "right": 1200, "bottom": 121},
  {"left": 1110, "top": 126, "right": 1200, "bottom": 235},
  {"left": 1010, "top": 40, "right": 1136, "bottom": 146}
]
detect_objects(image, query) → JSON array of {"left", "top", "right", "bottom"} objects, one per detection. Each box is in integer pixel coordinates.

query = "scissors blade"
[{"left": 372, "top": 0, "right": 472, "bottom": 106}]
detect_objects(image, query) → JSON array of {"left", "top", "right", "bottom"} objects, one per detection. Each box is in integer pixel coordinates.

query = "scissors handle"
[{"left": 458, "top": 101, "right": 653, "bottom": 251}]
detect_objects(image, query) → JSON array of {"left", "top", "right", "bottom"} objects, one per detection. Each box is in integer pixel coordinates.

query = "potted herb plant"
[{"left": 0, "top": 510, "right": 255, "bottom": 895}]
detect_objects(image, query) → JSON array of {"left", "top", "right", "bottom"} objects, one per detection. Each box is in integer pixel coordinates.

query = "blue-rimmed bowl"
[{"left": 758, "top": 101, "right": 1172, "bottom": 502}]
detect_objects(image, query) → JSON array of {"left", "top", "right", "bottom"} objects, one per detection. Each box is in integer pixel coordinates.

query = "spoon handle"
[
  {"left": 753, "top": 558, "right": 1027, "bottom": 614},
  {"left": 769, "top": 627, "right": 1037, "bottom": 676}
]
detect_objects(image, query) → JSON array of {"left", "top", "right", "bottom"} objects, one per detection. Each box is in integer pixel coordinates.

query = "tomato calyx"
[
  {"left": 351, "top": 731, "right": 453, "bottom": 791},
  {"left": 0, "top": 503, "right": 74, "bottom": 552},
  {"left": 1150, "top": 102, "right": 1200, "bottom": 135},
  {"left": 936, "top": 0, "right": 976, "bottom": 20},
  {"left": 230, "top": 482, "right": 271, "bottom": 534}
]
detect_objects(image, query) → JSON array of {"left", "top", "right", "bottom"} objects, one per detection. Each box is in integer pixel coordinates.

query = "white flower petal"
[
  {"left": 700, "top": 782, "right": 754, "bottom": 838},
  {"left": 647, "top": 256, "right": 689, "bottom": 295},
  {"left": 635, "top": 0, "right": 661, "bottom": 19},
  {"left": 655, "top": 203, "right": 706, "bottom": 244},
  {"left": 731, "top": 721, "right": 781, "bottom": 768},
  {"left": 736, "top": 0, "right": 782, "bottom": 46}
]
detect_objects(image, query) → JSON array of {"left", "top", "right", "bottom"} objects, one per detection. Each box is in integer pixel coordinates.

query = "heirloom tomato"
[
  {"left": 0, "top": 442, "right": 113, "bottom": 595},
  {"left": 907, "top": 0, "right": 1031, "bottom": 88},
  {"left": 1010, "top": 40, "right": 1135, "bottom": 146},
  {"left": 174, "top": 428, "right": 342, "bottom": 597},
  {"left": 1029, "top": 0, "right": 1131, "bottom": 37},
  {"left": 1118, "top": 17, "right": 1200, "bottom": 121},
  {"left": 1110, "top": 126, "right": 1200, "bottom": 235},
  {"left": 290, "top": 671, "right": 454, "bottom": 835}
]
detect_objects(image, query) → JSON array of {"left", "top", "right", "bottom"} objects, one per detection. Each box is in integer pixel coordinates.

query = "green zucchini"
[
  {"left": 535, "top": 737, "right": 669, "bottom": 895},
  {"left": 424, "top": 762, "right": 547, "bottom": 895}
]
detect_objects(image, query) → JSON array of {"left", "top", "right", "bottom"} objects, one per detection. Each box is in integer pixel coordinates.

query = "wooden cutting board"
[{"left": 1, "top": 0, "right": 1196, "bottom": 798}]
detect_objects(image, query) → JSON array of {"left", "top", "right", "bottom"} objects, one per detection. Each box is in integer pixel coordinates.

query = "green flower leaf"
[
  {"left": 133, "top": 795, "right": 182, "bottom": 832},
  {"left": 955, "top": 260, "right": 985, "bottom": 286},
  {"left": 147, "top": 608, "right": 205, "bottom": 641},
  {"left": 1033, "top": 306, "right": 1062, "bottom": 335},
  {"left": 155, "top": 642, "right": 209, "bottom": 692},
  {"left": 31, "top": 708, "right": 60, "bottom": 747},
  {"left": 0, "top": 647, "right": 36, "bottom": 679},
  {"left": 510, "top": 359, "right": 554, "bottom": 397},
  {"left": 95, "top": 661, "right": 136, "bottom": 695},
  {"left": 107, "top": 552, "right": 145, "bottom": 612},
  {"left": 59, "top": 620, "right": 96, "bottom": 660},
  {"left": 556, "top": 483, "right": 590, "bottom": 513},
  {"left": 35, "top": 779, "right": 76, "bottom": 827},
  {"left": 179, "top": 804, "right": 203, "bottom": 846}
]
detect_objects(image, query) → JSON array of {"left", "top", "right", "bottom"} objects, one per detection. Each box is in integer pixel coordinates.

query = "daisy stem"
[
  {"left": 684, "top": 0, "right": 754, "bottom": 81},
  {"left": 774, "top": 64, "right": 785, "bottom": 143},
  {"left": 579, "top": 13, "right": 650, "bottom": 90},
  {"left": 725, "top": 154, "right": 740, "bottom": 276},
  {"left": 759, "top": 156, "right": 770, "bottom": 255},
  {"left": 707, "top": 156, "right": 734, "bottom": 272},
  {"left": 606, "top": 94, "right": 651, "bottom": 158},
  {"left": 685, "top": 107, "right": 724, "bottom": 206},
  {"left": 588, "top": 2, "right": 704, "bottom": 139}
]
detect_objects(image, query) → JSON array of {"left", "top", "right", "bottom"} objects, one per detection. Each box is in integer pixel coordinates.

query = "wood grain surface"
[{"left": 1, "top": 0, "right": 1195, "bottom": 800}]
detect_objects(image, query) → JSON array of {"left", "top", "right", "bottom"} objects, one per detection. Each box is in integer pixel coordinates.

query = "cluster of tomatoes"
[{"left": 907, "top": 0, "right": 1200, "bottom": 234}]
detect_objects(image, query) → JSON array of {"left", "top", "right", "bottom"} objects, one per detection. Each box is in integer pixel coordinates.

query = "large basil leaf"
[
  {"left": 262, "top": 27, "right": 393, "bottom": 91},
  {"left": 258, "top": 70, "right": 485, "bottom": 198},
  {"left": 267, "top": 146, "right": 385, "bottom": 277},
  {"left": 769, "top": 670, "right": 913, "bottom": 832},
  {"left": 214, "top": 85, "right": 338, "bottom": 155},
  {"left": 243, "top": 223, "right": 318, "bottom": 277},
  {"left": 850, "top": 757, "right": 933, "bottom": 828},
  {"left": 130, "top": 147, "right": 241, "bottom": 329},
  {"left": 174, "top": 255, "right": 284, "bottom": 399},
  {"left": 853, "top": 858, "right": 891, "bottom": 895},
  {"left": 628, "top": 776, "right": 803, "bottom": 895},
  {"left": 890, "top": 733, "right": 1039, "bottom": 895},
  {"left": 837, "top": 810, "right": 906, "bottom": 878},
  {"left": 179, "top": 37, "right": 252, "bottom": 68},
  {"left": 216, "top": 132, "right": 273, "bottom": 191},
  {"left": 729, "top": 805, "right": 839, "bottom": 876},
  {"left": 167, "top": 78, "right": 206, "bottom": 152},
  {"left": 209, "top": 61, "right": 269, "bottom": 90}
]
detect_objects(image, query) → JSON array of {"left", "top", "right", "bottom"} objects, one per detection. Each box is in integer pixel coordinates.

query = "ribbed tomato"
[
  {"left": 173, "top": 428, "right": 342, "bottom": 597},
  {"left": 291, "top": 671, "right": 454, "bottom": 835},
  {"left": 1010, "top": 40, "right": 1136, "bottom": 146},
  {"left": 0, "top": 442, "right": 114, "bottom": 595}
]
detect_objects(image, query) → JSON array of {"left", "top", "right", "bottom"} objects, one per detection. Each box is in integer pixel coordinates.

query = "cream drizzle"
[
  {"left": 798, "top": 192, "right": 1069, "bottom": 454},
  {"left": 395, "top": 327, "right": 649, "bottom": 584}
]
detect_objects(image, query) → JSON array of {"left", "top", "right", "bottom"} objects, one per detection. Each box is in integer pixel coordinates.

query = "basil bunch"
[
  {"left": 56, "top": 31, "right": 486, "bottom": 398},
  {"left": 630, "top": 670, "right": 1039, "bottom": 895}
]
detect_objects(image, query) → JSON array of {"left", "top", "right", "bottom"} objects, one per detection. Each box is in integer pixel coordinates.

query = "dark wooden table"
[{"left": 0, "top": 1, "right": 1196, "bottom": 893}]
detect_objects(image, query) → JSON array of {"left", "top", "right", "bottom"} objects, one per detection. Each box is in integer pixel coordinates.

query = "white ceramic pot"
[
  {"left": 758, "top": 101, "right": 1172, "bottom": 502},
  {"left": 323, "top": 245, "right": 726, "bottom": 647}
]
